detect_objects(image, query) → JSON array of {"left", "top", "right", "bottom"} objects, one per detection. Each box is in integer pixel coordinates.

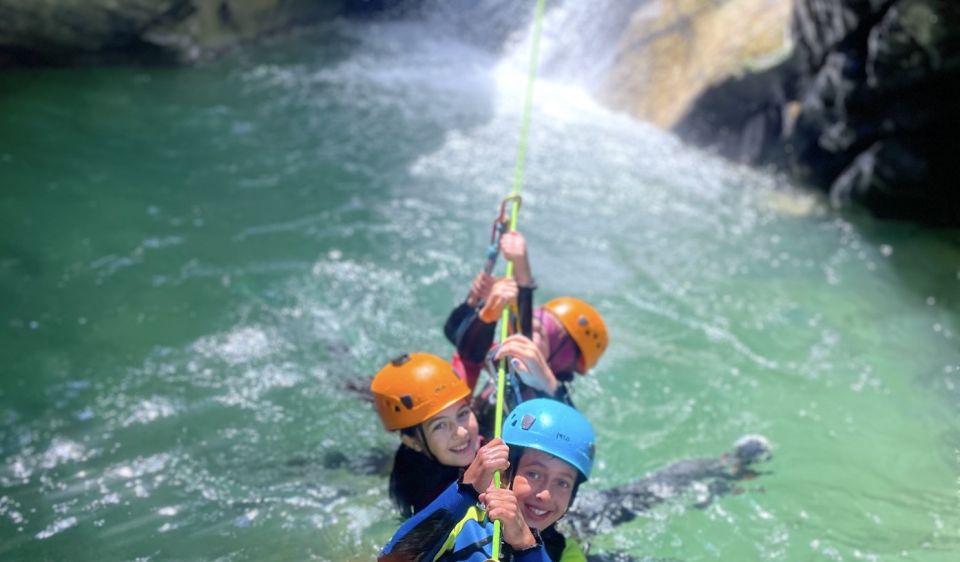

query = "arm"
[
  {"left": 481, "top": 486, "right": 550, "bottom": 560},
  {"left": 518, "top": 286, "right": 534, "bottom": 338},
  {"left": 444, "top": 299, "right": 497, "bottom": 365},
  {"left": 443, "top": 271, "right": 500, "bottom": 364},
  {"left": 500, "top": 231, "right": 534, "bottom": 337},
  {"left": 494, "top": 334, "right": 559, "bottom": 396},
  {"left": 380, "top": 481, "right": 476, "bottom": 557},
  {"left": 451, "top": 309, "right": 498, "bottom": 364},
  {"left": 500, "top": 231, "right": 533, "bottom": 289}
]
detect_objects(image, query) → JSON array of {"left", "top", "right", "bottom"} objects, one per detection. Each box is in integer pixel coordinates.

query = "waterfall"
[{"left": 405, "top": 0, "right": 648, "bottom": 93}]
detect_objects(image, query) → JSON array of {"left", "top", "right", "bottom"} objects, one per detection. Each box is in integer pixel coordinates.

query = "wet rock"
[
  {"left": 603, "top": 0, "right": 793, "bottom": 128},
  {"left": 674, "top": 0, "right": 960, "bottom": 225},
  {"left": 561, "top": 435, "right": 772, "bottom": 543},
  {"left": 0, "top": 0, "right": 345, "bottom": 65}
]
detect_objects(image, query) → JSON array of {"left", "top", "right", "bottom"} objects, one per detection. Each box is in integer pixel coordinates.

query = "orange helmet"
[
  {"left": 370, "top": 353, "right": 471, "bottom": 431},
  {"left": 542, "top": 297, "right": 608, "bottom": 373}
]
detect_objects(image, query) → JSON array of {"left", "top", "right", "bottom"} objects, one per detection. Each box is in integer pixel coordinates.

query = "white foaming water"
[
  {"left": 191, "top": 326, "right": 286, "bottom": 366},
  {"left": 497, "top": 0, "right": 649, "bottom": 91}
]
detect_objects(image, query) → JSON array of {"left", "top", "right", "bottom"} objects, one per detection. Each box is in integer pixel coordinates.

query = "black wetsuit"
[{"left": 443, "top": 285, "right": 574, "bottom": 440}]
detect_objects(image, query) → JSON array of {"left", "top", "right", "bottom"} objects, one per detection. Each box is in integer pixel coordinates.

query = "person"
[
  {"left": 444, "top": 231, "right": 537, "bottom": 392},
  {"left": 379, "top": 398, "right": 595, "bottom": 562},
  {"left": 444, "top": 231, "right": 608, "bottom": 427},
  {"left": 370, "top": 352, "right": 483, "bottom": 518}
]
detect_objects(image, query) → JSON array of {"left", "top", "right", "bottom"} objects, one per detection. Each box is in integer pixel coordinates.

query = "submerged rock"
[{"left": 562, "top": 434, "right": 772, "bottom": 541}]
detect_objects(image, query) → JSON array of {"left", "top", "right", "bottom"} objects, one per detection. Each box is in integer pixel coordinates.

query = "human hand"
[
  {"left": 479, "top": 277, "right": 518, "bottom": 323},
  {"left": 462, "top": 438, "right": 510, "bottom": 494},
  {"left": 499, "top": 231, "right": 527, "bottom": 262},
  {"left": 494, "top": 334, "right": 558, "bottom": 395},
  {"left": 479, "top": 486, "right": 537, "bottom": 550},
  {"left": 499, "top": 232, "right": 533, "bottom": 287},
  {"left": 466, "top": 271, "right": 495, "bottom": 308}
]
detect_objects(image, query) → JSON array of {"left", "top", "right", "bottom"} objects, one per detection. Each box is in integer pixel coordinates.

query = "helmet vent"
[
  {"left": 400, "top": 395, "right": 414, "bottom": 409},
  {"left": 577, "top": 315, "right": 588, "bottom": 326},
  {"left": 390, "top": 353, "right": 411, "bottom": 367},
  {"left": 521, "top": 414, "right": 536, "bottom": 430}
]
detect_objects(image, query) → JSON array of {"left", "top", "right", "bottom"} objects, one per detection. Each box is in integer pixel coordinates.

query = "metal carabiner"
[{"left": 483, "top": 194, "right": 522, "bottom": 275}]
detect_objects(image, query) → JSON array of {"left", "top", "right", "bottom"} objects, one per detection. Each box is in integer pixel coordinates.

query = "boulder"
[
  {"left": 670, "top": 0, "right": 960, "bottom": 225},
  {"left": 602, "top": 0, "right": 793, "bottom": 128},
  {"left": 0, "top": 0, "right": 344, "bottom": 65}
]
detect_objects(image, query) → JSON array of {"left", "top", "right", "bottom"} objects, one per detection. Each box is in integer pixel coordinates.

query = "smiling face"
[
  {"left": 411, "top": 399, "right": 480, "bottom": 467},
  {"left": 511, "top": 448, "right": 578, "bottom": 530}
]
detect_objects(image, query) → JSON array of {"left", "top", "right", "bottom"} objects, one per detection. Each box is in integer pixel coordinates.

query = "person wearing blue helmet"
[{"left": 379, "top": 399, "right": 594, "bottom": 562}]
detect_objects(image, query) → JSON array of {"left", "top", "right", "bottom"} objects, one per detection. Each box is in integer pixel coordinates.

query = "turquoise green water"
[{"left": 1, "top": 19, "right": 959, "bottom": 562}]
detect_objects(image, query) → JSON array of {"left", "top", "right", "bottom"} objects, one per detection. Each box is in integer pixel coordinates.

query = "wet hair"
[{"left": 389, "top": 439, "right": 461, "bottom": 519}]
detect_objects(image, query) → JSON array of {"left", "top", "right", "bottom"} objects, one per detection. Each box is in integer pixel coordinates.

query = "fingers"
[
  {"left": 478, "top": 279, "right": 518, "bottom": 323},
  {"left": 478, "top": 487, "right": 517, "bottom": 518},
  {"left": 464, "top": 438, "right": 510, "bottom": 493},
  {"left": 493, "top": 335, "right": 537, "bottom": 360},
  {"left": 499, "top": 232, "right": 527, "bottom": 261},
  {"left": 491, "top": 277, "right": 517, "bottom": 299},
  {"left": 468, "top": 272, "right": 495, "bottom": 306},
  {"left": 479, "top": 487, "right": 532, "bottom": 547},
  {"left": 494, "top": 335, "right": 558, "bottom": 394},
  {"left": 478, "top": 272, "right": 495, "bottom": 290},
  {"left": 475, "top": 438, "right": 510, "bottom": 469}
]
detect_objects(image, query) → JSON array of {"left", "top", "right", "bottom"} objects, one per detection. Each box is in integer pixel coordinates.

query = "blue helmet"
[{"left": 503, "top": 399, "right": 595, "bottom": 480}]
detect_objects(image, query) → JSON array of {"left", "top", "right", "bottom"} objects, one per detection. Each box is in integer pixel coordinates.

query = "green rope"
[{"left": 490, "top": 0, "right": 548, "bottom": 558}]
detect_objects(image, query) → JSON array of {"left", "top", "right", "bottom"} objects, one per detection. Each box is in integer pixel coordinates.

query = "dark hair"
[{"left": 389, "top": 442, "right": 461, "bottom": 519}]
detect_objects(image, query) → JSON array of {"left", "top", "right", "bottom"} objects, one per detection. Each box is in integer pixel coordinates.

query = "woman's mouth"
[{"left": 449, "top": 442, "right": 471, "bottom": 454}]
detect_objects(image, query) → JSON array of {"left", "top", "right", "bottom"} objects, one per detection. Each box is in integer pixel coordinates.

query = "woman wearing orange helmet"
[
  {"left": 370, "top": 352, "right": 483, "bottom": 518},
  {"left": 444, "top": 231, "right": 609, "bottom": 408}
]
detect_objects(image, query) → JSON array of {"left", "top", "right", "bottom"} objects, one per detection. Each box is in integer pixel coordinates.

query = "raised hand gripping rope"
[{"left": 488, "top": 0, "right": 548, "bottom": 559}]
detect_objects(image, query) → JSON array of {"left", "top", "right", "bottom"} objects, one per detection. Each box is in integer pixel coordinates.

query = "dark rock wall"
[
  {"left": 0, "top": 0, "right": 346, "bottom": 66},
  {"left": 677, "top": 0, "right": 960, "bottom": 226}
]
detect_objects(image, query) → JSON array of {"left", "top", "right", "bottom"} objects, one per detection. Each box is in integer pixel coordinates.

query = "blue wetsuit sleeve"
[{"left": 380, "top": 480, "right": 478, "bottom": 556}]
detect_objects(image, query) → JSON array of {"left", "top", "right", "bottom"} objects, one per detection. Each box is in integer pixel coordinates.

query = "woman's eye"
[
  {"left": 432, "top": 422, "right": 447, "bottom": 432},
  {"left": 457, "top": 410, "right": 470, "bottom": 420},
  {"left": 557, "top": 479, "right": 571, "bottom": 489},
  {"left": 524, "top": 471, "right": 541, "bottom": 480}
]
